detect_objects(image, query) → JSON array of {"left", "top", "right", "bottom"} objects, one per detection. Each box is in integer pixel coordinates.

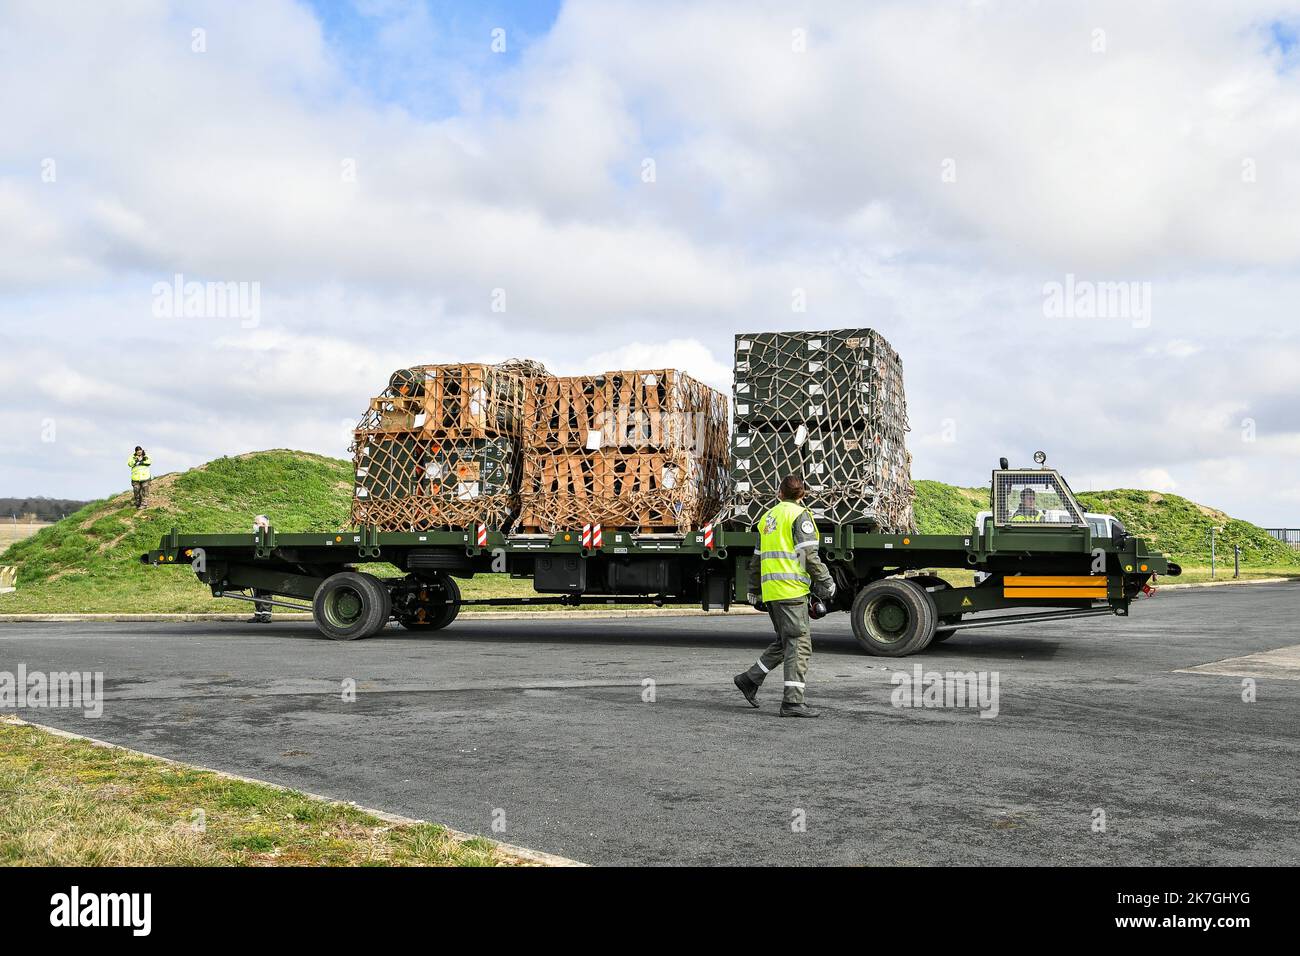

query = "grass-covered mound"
[
  {"left": 0, "top": 450, "right": 352, "bottom": 613},
  {"left": 1075, "top": 489, "right": 1299, "bottom": 567},
  {"left": 911, "top": 480, "right": 987, "bottom": 535}
]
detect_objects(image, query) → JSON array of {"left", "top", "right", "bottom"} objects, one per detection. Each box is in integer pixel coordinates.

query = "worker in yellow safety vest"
[
  {"left": 1009, "top": 487, "right": 1042, "bottom": 523},
  {"left": 129, "top": 446, "right": 152, "bottom": 510},
  {"left": 732, "top": 476, "right": 836, "bottom": 718}
]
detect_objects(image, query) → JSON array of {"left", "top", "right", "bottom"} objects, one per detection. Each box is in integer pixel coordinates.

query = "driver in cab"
[{"left": 1010, "top": 487, "right": 1043, "bottom": 523}]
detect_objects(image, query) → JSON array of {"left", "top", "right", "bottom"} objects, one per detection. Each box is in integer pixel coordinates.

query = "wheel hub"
[
  {"left": 868, "top": 597, "right": 910, "bottom": 643},
  {"left": 326, "top": 587, "right": 363, "bottom": 625}
]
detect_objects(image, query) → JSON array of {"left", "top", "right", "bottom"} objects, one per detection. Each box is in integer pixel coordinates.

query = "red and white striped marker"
[
  {"left": 476, "top": 523, "right": 488, "bottom": 547},
  {"left": 703, "top": 522, "right": 715, "bottom": 549},
  {"left": 581, "top": 523, "right": 592, "bottom": 548},
  {"left": 592, "top": 523, "right": 603, "bottom": 548}
]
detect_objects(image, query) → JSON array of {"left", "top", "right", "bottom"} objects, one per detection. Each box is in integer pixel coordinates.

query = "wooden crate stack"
[
  {"left": 357, "top": 362, "right": 536, "bottom": 438},
  {"left": 517, "top": 370, "right": 729, "bottom": 533},
  {"left": 350, "top": 361, "right": 547, "bottom": 531}
]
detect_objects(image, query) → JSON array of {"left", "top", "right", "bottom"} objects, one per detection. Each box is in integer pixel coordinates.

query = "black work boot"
[
  {"left": 733, "top": 673, "right": 760, "bottom": 708},
  {"left": 780, "top": 701, "right": 820, "bottom": 718}
]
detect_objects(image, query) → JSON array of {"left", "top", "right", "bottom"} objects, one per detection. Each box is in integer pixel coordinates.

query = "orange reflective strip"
[
  {"left": 1005, "top": 576, "right": 1108, "bottom": 587},
  {"left": 1004, "top": 587, "right": 1107, "bottom": 599}
]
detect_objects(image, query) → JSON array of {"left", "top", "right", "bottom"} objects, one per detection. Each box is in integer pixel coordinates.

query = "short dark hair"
[
  {"left": 779, "top": 476, "right": 806, "bottom": 501},
  {"left": 134, "top": 446, "right": 143, "bottom": 452}
]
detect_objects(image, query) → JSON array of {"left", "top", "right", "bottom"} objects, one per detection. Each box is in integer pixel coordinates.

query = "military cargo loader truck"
[{"left": 143, "top": 455, "right": 1180, "bottom": 657}]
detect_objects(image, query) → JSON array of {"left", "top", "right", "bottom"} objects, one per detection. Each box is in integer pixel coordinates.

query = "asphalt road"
[{"left": 3, "top": 583, "right": 1298, "bottom": 866}]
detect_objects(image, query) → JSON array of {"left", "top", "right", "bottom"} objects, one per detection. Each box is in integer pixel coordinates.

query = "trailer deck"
[{"left": 143, "top": 464, "right": 1180, "bottom": 656}]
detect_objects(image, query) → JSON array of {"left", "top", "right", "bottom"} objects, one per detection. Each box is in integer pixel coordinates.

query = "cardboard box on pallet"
[
  {"left": 358, "top": 362, "right": 536, "bottom": 439},
  {"left": 517, "top": 370, "right": 729, "bottom": 533},
  {"left": 729, "top": 329, "right": 914, "bottom": 532},
  {"left": 352, "top": 434, "right": 519, "bottom": 530},
  {"left": 349, "top": 360, "right": 548, "bottom": 531}
]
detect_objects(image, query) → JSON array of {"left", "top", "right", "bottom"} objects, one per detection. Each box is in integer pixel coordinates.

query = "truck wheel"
[
  {"left": 313, "top": 571, "right": 390, "bottom": 641},
  {"left": 910, "top": 575, "right": 958, "bottom": 644},
  {"left": 399, "top": 575, "right": 461, "bottom": 631},
  {"left": 361, "top": 573, "right": 394, "bottom": 635},
  {"left": 850, "top": 578, "right": 936, "bottom": 656}
]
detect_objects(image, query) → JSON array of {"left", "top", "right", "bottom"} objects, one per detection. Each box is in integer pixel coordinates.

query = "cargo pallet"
[{"left": 143, "top": 463, "right": 1180, "bottom": 656}]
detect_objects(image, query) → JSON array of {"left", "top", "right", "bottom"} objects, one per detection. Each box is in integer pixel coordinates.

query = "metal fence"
[{"left": 1265, "top": 529, "right": 1300, "bottom": 548}]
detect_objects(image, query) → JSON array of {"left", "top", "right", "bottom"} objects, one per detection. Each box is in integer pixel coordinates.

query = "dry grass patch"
[{"left": 0, "top": 719, "right": 527, "bottom": 867}]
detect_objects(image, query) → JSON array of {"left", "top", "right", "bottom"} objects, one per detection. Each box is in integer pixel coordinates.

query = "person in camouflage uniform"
[{"left": 128, "top": 446, "right": 152, "bottom": 509}]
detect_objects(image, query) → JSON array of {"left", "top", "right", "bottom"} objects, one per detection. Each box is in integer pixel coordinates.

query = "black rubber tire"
[
  {"left": 359, "top": 573, "right": 393, "bottom": 636},
  {"left": 850, "top": 578, "right": 937, "bottom": 656},
  {"left": 399, "top": 575, "right": 461, "bottom": 631},
  {"left": 911, "top": 575, "right": 959, "bottom": 643},
  {"left": 313, "top": 571, "right": 390, "bottom": 641}
]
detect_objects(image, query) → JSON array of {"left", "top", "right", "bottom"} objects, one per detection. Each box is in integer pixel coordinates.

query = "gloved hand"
[
  {"left": 747, "top": 591, "right": 767, "bottom": 612},
  {"left": 815, "top": 581, "right": 836, "bottom": 602}
]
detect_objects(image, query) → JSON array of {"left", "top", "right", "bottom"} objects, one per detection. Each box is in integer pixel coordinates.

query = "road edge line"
[{"left": 1158, "top": 576, "right": 1296, "bottom": 590}]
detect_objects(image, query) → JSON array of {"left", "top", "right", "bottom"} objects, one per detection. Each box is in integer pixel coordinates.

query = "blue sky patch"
[{"left": 305, "top": 0, "right": 563, "bottom": 116}]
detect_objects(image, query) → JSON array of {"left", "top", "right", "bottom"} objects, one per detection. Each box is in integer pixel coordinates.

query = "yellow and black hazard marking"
[{"left": 1003, "top": 575, "right": 1108, "bottom": 599}]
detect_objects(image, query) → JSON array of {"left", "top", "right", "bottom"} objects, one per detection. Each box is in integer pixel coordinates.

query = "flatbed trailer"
[{"left": 142, "top": 463, "right": 1180, "bottom": 656}]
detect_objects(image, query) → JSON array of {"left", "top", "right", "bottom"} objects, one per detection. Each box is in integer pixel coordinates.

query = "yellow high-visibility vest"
[
  {"left": 756, "top": 500, "right": 817, "bottom": 602},
  {"left": 129, "top": 455, "right": 151, "bottom": 482}
]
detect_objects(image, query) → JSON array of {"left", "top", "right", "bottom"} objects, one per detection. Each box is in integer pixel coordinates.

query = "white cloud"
[
  {"left": 1136, "top": 468, "right": 1179, "bottom": 493},
  {"left": 1, "top": 0, "right": 1299, "bottom": 526},
  {"left": 581, "top": 339, "right": 733, "bottom": 394},
  {"left": 1147, "top": 339, "right": 1204, "bottom": 359}
]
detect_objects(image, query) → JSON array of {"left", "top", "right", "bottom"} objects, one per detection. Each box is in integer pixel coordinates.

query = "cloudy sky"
[{"left": 2, "top": 0, "right": 1298, "bottom": 524}]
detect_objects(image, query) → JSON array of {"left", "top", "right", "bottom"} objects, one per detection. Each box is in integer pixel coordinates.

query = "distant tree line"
[{"left": 0, "top": 497, "right": 88, "bottom": 523}]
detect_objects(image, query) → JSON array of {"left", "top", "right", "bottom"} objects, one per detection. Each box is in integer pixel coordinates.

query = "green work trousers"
[{"left": 745, "top": 597, "right": 812, "bottom": 704}]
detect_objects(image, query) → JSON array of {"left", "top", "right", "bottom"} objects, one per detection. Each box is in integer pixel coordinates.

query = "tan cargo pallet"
[
  {"left": 514, "top": 369, "right": 728, "bottom": 535},
  {"left": 523, "top": 369, "right": 728, "bottom": 455}
]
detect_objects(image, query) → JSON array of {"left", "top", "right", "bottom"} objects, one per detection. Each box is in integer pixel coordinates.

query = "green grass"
[
  {"left": 912, "top": 480, "right": 987, "bottom": 535},
  {"left": 2, "top": 449, "right": 1295, "bottom": 614},
  {"left": 0, "top": 719, "right": 522, "bottom": 866},
  {"left": 1074, "top": 489, "right": 1300, "bottom": 568},
  {"left": 1156, "top": 565, "right": 1299, "bottom": 585}
]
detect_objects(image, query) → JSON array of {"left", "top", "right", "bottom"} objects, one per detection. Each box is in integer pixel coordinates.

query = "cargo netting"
[
  {"left": 350, "top": 360, "right": 548, "bottom": 531},
  {"left": 517, "top": 370, "right": 730, "bottom": 533},
  {"left": 728, "top": 329, "right": 915, "bottom": 532}
]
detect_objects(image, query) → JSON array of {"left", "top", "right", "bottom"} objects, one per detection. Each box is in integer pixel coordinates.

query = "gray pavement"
[{"left": 2, "top": 582, "right": 1298, "bottom": 865}]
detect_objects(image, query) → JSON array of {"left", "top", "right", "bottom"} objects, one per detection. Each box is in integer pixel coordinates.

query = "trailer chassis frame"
[{"left": 143, "top": 520, "right": 1176, "bottom": 653}]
